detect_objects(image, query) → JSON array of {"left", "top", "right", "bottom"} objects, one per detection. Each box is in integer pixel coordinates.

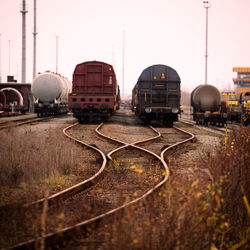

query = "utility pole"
[
  {"left": 20, "top": 0, "right": 28, "bottom": 83},
  {"left": 8, "top": 40, "right": 11, "bottom": 76},
  {"left": 56, "top": 33, "right": 59, "bottom": 74},
  {"left": 33, "top": 0, "right": 38, "bottom": 79},
  {"left": 122, "top": 28, "right": 125, "bottom": 99},
  {"left": 203, "top": 1, "right": 210, "bottom": 85},
  {"left": 0, "top": 33, "right": 2, "bottom": 83}
]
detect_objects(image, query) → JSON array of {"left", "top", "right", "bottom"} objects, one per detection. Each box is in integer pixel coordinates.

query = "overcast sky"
[{"left": 0, "top": 0, "right": 249, "bottom": 95}]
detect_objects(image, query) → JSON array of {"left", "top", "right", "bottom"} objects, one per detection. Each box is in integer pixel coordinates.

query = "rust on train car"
[
  {"left": 69, "top": 61, "right": 120, "bottom": 122},
  {"left": 72, "top": 61, "right": 117, "bottom": 95}
]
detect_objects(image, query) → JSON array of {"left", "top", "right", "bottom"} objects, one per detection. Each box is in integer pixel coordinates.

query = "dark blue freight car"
[{"left": 132, "top": 64, "right": 181, "bottom": 127}]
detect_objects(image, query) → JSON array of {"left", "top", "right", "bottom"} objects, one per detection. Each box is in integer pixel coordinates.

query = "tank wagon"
[
  {"left": 132, "top": 64, "right": 181, "bottom": 127},
  {"left": 68, "top": 61, "right": 120, "bottom": 122},
  {"left": 0, "top": 89, "right": 28, "bottom": 116},
  {"left": 191, "top": 84, "right": 227, "bottom": 126},
  {"left": 31, "top": 71, "right": 71, "bottom": 117}
]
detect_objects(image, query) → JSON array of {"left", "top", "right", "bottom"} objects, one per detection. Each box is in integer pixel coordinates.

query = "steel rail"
[
  {"left": 9, "top": 123, "right": 195, "bottom": 250},
  {"left": 179, "top": 117, "right": 234, "bottom": 136},
  {"left": 160, "top": 126, "right": 195, "bottom": 160},
  {"left": 29, "top": 123, "right": 162, "bottom": 208},
  {"left": 0, "top": 116, "right": 48, "bottom": 130},
  {"left": 95, "top": 123, "right": 162, "bottom": 160},
  {"left": 29, "top": 122, "right": 108, "bottom": 208}
]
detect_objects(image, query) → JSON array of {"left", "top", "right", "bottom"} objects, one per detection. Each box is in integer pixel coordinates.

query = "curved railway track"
[{"left": 7, "top": 120, "right": 195, "bottom": 250}]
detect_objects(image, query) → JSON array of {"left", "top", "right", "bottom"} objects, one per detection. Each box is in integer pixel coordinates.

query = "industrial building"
[{"left": 233, "top": 67, "right": 250, "bottom": 98}]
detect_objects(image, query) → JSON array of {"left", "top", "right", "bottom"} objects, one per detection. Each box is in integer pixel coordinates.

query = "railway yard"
[
  {"left": 0, "top": 107, "right": 248, "bottom": 249},
  {"left": 1, "top": 1, "right": 250, "bottom": 249}
]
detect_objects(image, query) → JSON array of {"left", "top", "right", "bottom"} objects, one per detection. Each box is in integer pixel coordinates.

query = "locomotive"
[
  {"left": 68, "top": 61, "right": 120, "bottom": 122},
  {"left": 31, "top": 71, "right": 72, "bottom": 117},
  {"left": 221, "top": 91, "right": 250, "bottom": 126},
  {"left": 220, "top": 92, "right": 242, "bottom": 123},
  {"left": 132, "top": 64, "right": 181, "bottom": 127}
]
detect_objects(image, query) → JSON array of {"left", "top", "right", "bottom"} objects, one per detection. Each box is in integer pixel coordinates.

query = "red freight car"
[{"left": 68, "top": 61, "right": 120, "bottom": 122}]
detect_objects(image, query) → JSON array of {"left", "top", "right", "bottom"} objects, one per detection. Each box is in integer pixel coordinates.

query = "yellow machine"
[
  {"left": 221, "top": 92, "right": 239, "bottom": 107},
  {"left": 232, "top": 67, "right": 250, "bottom": 125},
  {"left": 245, "top": 100, "right": 250, "bottom": 108},
  {"left": 241, "top": 99, "right": 250, "bottom": 125}
]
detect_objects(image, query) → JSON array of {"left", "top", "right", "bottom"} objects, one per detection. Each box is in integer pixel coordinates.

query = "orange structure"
[{"left": 233, "top": 67, "right": 250, "bottom": 98}]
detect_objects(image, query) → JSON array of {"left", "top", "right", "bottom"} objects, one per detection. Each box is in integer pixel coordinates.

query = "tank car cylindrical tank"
[
  {"left": 31, "top": 71, "right": 71, "bottom": 104},
  {"left": 191, "top": 84, "right": 221, "bottom": 112}
]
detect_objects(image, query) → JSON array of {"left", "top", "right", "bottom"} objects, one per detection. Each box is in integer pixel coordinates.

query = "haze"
[{"left": 0, "top": 0, "right": 249, "bottom": 95}]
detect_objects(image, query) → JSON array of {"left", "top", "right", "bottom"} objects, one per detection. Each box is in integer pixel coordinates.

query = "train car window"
[
  {"left": 97, "top": 98, "right": 101, "bottom": 102},
  {"left": 89, "top": 98, "right": 93, "bottom": 102},
  {"left": 72, "top": 98, "right": 77, "bottom": 102},
  {"left": 81, "top": 98, "right": 85, "bottom": 102},
  {"left": 105, "top": 98, "right": 110, "bottom": 102}
]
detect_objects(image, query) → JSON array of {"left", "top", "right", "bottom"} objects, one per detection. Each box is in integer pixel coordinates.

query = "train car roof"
[
  {"left": 74, "top": 60, "right": 114, "bottom": 71},
  {"left": 138, "top": 64, "right": 180, "bottom": 82}
]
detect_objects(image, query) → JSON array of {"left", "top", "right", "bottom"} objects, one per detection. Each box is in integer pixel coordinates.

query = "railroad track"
[
  {"left": 0, "top": 116, "right": 51, "bottom": 130},
  {"left": 7, "top": 120, "right": 195, "bottom": 250},
  {"left": 179, "top": 116, "right": 240, "bottom": 135}
]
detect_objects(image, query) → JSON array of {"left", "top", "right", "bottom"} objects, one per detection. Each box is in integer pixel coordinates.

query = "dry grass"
[
  {"left": 204, "top": 125, "right": 250, "bottom": 246},
  {"left": 92, "top": 126, "right": 250, "bottom": 249},
  {"left": 0, "top": 125, "right": 249, "bottom": 249},
  {"left": 0, "top": 127, "right": 93, "bottom": 204},
  {"left": 0, "top": 128, "right": 73, "bottom": 184},
  {"left": 0, "top": 126, "right": 100, "bottom": 248}
]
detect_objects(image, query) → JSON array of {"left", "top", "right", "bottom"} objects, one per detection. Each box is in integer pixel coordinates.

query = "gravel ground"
[
  {"left": 0, "top": 109, "right": 226, "bottom": 249},
  {"left": 0, "top": 112, "right": 36, "bottom": 123},
  {"left": 167, "top": 121, "right": 224, "bottom": 198},
  {"left": 65, "top": 110, "right": 225, "bottom": 249}
]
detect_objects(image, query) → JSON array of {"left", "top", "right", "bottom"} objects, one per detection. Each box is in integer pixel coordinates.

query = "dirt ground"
[{"left": 0, "top": 109, "right": 227, "bottom": 249}]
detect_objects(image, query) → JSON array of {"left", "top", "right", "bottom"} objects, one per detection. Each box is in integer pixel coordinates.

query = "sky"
[{"left": 0, "top": 0, "right": 250, "bottom": 96}]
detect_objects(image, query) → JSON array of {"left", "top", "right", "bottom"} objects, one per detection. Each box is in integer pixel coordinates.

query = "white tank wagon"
[{"left": 31, "top": 71, "right": 72, "bottom": 117}]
